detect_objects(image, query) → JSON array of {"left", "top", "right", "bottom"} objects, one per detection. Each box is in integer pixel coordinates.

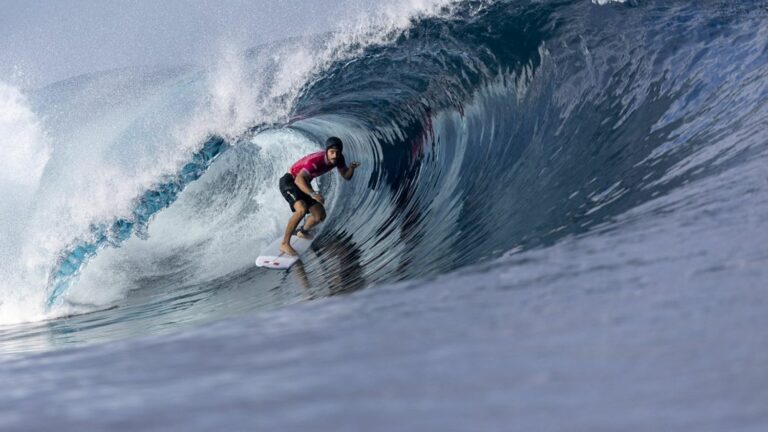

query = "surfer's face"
[{"left": 326, "top": 149, "right": 340, "bottom": 165}]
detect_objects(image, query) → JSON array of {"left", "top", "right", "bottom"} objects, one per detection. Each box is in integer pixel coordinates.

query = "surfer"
[{"left": 279, "top": 137, "right": 360, "bottom": 256}]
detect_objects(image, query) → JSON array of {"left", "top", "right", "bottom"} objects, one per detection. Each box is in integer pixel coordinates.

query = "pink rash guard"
[{"left": 289, "top": 151, "right": 347, "bottom": 180}]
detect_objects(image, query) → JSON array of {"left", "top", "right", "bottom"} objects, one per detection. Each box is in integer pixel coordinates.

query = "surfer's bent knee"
[
  {"left": 310, "top": 203, "right": 326, "bottom": 221},
  {"left": 294, "top": 201, "right": 308, "bottom": 214}
]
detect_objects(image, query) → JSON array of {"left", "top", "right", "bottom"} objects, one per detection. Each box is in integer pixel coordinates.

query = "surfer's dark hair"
[{"left": 326, "top": 137, "right": 343, "bottom": 152}]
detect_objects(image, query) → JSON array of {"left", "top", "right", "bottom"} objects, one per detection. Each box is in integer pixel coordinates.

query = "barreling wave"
[
  {"left": 5, "top": 0, "right": 766, "bottom": 331},
  {"left": 287, "top": 0, "right": 768, "bottom": 284}
]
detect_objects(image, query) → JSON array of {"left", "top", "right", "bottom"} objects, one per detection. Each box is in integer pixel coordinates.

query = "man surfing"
[{"left": 279, "top": 137, "right": 360, "bottom": 256}]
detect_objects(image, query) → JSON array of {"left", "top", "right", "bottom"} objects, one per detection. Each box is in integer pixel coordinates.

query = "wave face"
[
  {"left": 289, "top": 0, "right": 767, "bottom": 282},
  {"left": 1, "top": 0, "right": 766, "bottom": 348}
]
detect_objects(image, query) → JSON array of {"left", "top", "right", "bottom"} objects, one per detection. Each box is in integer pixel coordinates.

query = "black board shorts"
[{"left": 279, "top": 173, "right": 318, "bottom": 213}]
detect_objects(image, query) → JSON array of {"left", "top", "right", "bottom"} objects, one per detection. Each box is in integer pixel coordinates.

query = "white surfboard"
[{"left": 255, "top": 234, "right": 313, "bottom": 269}]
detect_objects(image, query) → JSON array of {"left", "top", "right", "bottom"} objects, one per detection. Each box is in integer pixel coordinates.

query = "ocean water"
[{"left": 1, "top": 0, "right": 767, "bottom": 430}]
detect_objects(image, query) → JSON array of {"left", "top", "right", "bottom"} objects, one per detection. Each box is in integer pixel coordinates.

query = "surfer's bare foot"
[
  {"left": 280, "top": 242, "right": 298, "bottom": 256},
  {"left": 296, "top": 230, "right": 314, "bottom": 240}
]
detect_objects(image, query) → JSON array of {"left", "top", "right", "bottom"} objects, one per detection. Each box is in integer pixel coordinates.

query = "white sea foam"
[{"left": 0, "top": 82, "right": 52, "bottom": 324}]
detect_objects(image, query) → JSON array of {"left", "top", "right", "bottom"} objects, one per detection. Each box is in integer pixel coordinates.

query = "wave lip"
[{"left": 45, "top": 136, "right": 228, "bottom": 309}]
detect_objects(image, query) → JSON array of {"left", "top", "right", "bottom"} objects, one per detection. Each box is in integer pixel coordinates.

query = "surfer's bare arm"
[
  {"left": 341, "top": 162, "right": 360, "bottom": 180},
  {"left": 296, "top": 171, "right": 323, "bottom": 203}
]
